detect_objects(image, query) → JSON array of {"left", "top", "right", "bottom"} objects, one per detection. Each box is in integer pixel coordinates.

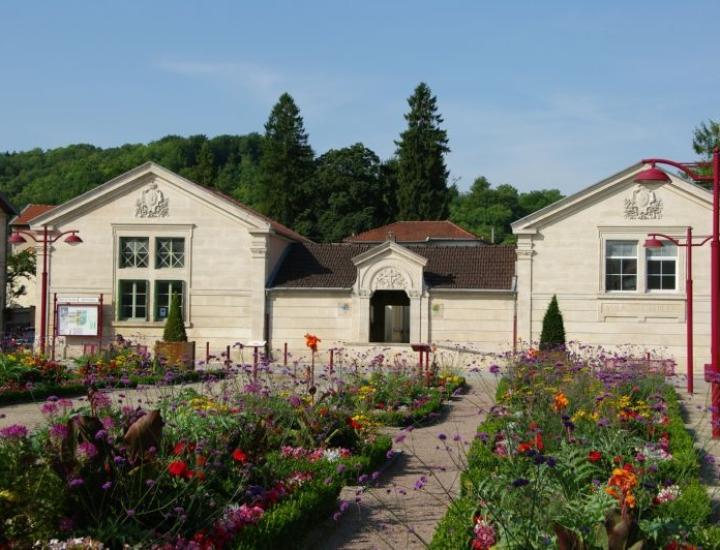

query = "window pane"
[
  {"left": 622, "top": 259, "right": 637, "bottom": 275},
  {"left": 156, "top": 238, "right": 185, "bottom": 268},
  {"left": 663, "top": 275, "right": 676, "bottom": 289},
  {"left": 607, "top": 241, "right": 637, "bottom": 257},
  {"left": 647, "top": 275, "right": 662, "bottom": 290},
  {"left": 120, "top": 238, "right": 149, "bottom": 268},
  {"left": 118, "top": 280, "right": 147, "bottom": 320},
  {"left": 606, "top": 274, "right": 621, "bottom": 291},
  {"left": 606, "top": 259, "right": 621, "bottom": 274},
  {"left": 156, "top": 280, "right": 183, "bottom": 320},
  {"left": 622, "top": 275, "right": 637, "bottom": 291},
  {"left": 647, "top": 242, "right": 677, "bottom": 257},
  {"left": 647, "top": 261, "right": 661, "bottom": 275}
]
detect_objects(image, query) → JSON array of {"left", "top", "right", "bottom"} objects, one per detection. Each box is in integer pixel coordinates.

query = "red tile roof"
[
  {"left": 11, "top": 204, "right": 56, "bottom": 226},
  {"left": 270, "top": 243, "right": 515, "bottom": 290},
  {"left": 344, "top": 221, "right": 479, "bottom": 242}
]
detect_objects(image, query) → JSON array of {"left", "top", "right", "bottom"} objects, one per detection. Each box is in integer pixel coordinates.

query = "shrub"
[
  {"left": 539, "top": 294, "right": 565, "bottom": 350},
  {"left": 162, "top": 293, "right": 187, "bottom": 342}
]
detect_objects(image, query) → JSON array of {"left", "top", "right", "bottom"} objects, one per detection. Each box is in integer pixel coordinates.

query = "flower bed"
[{"left": 430, "top": 354, "right": 720, "bottom": 549}]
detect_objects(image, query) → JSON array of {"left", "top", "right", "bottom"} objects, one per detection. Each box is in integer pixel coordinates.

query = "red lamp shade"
[
  {"left": 64, "top": 233, "right": 83, "bottom": 245},
  {"left": 8, "top": 232, "right": 27, "bottom": 245},
  {"left": 634, "top": 164, "right": 671, "bottom": 183},
  {"left": 643, "top": 237, "right": 664, "bottom": 249}
]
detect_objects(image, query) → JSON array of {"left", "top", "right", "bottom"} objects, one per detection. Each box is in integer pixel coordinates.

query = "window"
[
  {"left": 119, "top": 237, "right": 149, "bottom": 268},
  {"left": 606, "top": 240, "right": 637, "bottom": 291},
  {"left": 155, "top": 280, "right": 184, "bottom": 320},
  {"left": 118, "top": 280, "right": 148, "bottom": 320},
  {"left": 156, "top": 238, "right": 185, "bottom": 268},
  {"left": 647, "top": 242, "right": 677, "bottom": 291}
]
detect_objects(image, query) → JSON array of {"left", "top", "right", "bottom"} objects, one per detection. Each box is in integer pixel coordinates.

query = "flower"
[
  {"left": 232, "top": 449, "right": 248, "bottom": 464},
  {"left": 304, "top": 333, "right": 321, "bottom": 352},
  {"left": 0, "top": 424, "right": 28, "bottom": 439},
  {"left": 472, "top": 516, "right": 497, "bottom": 550},
  {"left": 588, "top": 450, "right": 602, "bottom": 463},
  {"left": 654, "top": 484, "right": 680, "bottom": 504},
  {"left": 77, "top": 441, "right": 98, "bottom": 460},
  {"left": 168, "top": 460, "right": 189, "bottom": 478},
  {"left": 553, "top": 392, "right": 569, "bottom": 412}
]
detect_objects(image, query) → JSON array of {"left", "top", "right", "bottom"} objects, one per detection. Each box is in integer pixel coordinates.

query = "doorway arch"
[{"left": 369, "top": 290, "right": 410, "bottom": 343}]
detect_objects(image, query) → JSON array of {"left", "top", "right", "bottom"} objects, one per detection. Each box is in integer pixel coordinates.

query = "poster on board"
[{"left": 57, "top": 304, "right": 99, "bottom": 336}]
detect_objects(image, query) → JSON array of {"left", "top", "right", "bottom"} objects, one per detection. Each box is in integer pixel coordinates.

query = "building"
[{"left": 14, "top": 160, "right": 714, "bottom": 378}]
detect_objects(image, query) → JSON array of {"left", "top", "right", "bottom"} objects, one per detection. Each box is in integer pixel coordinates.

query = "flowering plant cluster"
[
  {"left": 0, "top": 351, "right": 69, "bottom": 392},
  {"left": 432, "top": 350, "right": 717, "bottom": 549}
]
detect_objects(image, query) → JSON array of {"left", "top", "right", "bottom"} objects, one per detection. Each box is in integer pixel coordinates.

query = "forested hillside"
[{"left": 0, "top": 85, "right": 564, "bottom": 243}]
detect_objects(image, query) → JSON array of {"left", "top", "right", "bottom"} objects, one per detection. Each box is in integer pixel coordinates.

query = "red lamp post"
[
  {"left": 643, "top": 229, "right": 710, "bottom": 394},
  {"left": 634, "top": 147, "right": 720, "bottom": 437},
  {"left": 9, "top": 226, "right": 83, "bottom": 355}
]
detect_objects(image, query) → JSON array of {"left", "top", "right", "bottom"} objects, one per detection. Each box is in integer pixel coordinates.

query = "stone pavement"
[{"left": 302, "top": 376, "right": 496, "bottom": 550}]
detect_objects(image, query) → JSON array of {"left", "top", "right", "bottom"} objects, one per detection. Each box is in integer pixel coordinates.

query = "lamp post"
[
  {"left": 643, "top": 229, "right": 711, "bottom": 394},
  {"left": 8, "top": 226, "right": 83, "bottom": 355},
  {"left": 634, "top": 147, "right": 720, "bottom": 437}
]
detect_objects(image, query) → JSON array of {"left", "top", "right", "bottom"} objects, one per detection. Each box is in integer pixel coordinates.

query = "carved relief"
[
  {"left": 371, "top": 267, "right": 407, "bottom": 290},
  {"left": 624, "top": 185, "right": 662, "bottom": 220},
  {"left": 135, "top": 183, "right": 169, "bottom": 218}
]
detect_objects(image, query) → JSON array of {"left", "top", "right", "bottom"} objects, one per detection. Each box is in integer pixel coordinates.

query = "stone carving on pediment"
[
  {"left": 135, "top": 183, "right": 169, "bottom": 218},
  {"left": 624, "top": 185, "right": 662, "bottom": 220},
  {"left": 371, "top": 267, "right": 408, "bottom": 291}
]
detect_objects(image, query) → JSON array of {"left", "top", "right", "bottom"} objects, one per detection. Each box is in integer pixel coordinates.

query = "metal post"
[
  {"left": 284, "top": 342, "right": 288, "bottom": 366},
  {"left": 687, "top": 227, "right": 694, "bottom": 394},
  {"left": 98, "top": 293, "right": 103, "bottom": 353},
  {"left": 253, "top": 345, "right": 258, "bottom": 383},
  {"left": 418, "top": 349, "right": 424, "bottom": 380},
  {"left": 712, "top": 147, "right": 720, "bottom": 438},
  {"left": 51, "top": 293, "right": 57, "bottom": 361},
  {"left": 205, "top": 341, "right": 210, "bottom": 365},
  {"left": 40, "top": 226, "right": 48, "bottom": 355},
  {"left": 329, "top": 348, "right": 334, "bottom": 370},
  {"left": 226, "top": 344, "right": 231, "bottom": 368}
]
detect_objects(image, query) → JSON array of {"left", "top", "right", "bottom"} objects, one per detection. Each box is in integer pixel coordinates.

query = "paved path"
[
  {"left": 677, "top": 379, "right": 720, "bottom": 520},
  {"left": 302, "top": 377, "right": 495, "bottom": 550}
]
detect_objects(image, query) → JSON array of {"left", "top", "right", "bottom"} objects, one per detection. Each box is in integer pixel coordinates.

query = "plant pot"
[{"left": 155, "top": 341, "right": 196, "bottom": 369}]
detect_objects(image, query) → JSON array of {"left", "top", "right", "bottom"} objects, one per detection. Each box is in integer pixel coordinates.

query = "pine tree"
[
  {"left": 163, "top": 293, "right": 187, "bottom": 342},
  {"left": 195, "top": 141, "right": 216, "bottom": 187},
  {"left": 259, "top": 93, "right": 315, "bottom": 228},
  {"left": 539, "top": 295, "right": 566, "bottom": 351},
  {"left": 395, "top": 83, "right": 451, "bottom": 220}
]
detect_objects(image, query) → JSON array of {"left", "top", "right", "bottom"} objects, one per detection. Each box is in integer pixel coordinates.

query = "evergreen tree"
[
  {"left": 539, "top": 295, "right": 566, "bottom": 351},
  {"left": 259, "top": 93, "right": 315, "bottom": 228},
  {"left": 395, "top": 83, "right": 451, "bottom": 220},
  {"left": 162, "top": 293, "right": 187, "bottom": 342},
  {"left": 195, "top": 141, "right": 216, "bottom": 187},
  {"left": 693, "top": 119, "right": 720, "bottom": 161}
]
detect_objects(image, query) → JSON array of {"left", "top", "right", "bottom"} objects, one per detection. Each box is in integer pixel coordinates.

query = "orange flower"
[
  {"left": 535, "top": 432, "right": 544, "bottom": 451},
  {"left": 195, "top": 455, "right": 208, "bottom": 467},
  {"left": 304, "top": 333, "right": 321, "bottom": 352},
  {"left": 624, "top": 493, "right": 636, "bottom": 508},
  {"left": 517, "top": 442, "right": 532, "bottom": 454},
  {"left": 553, "top": 392, "right": 569, "bottom": 412}
]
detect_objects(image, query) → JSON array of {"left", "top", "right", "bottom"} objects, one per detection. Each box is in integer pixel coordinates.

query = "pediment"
[{"left": 351, "top": 241, "right": 428, "bottom": 268}]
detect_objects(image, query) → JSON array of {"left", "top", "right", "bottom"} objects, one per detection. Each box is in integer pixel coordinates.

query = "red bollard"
[
  {"left": 329, "top": 348, "right": 334, "bottom": 373},
  {"left": 226, "top": 345, "right": 231, "bottom": 367},
  {"left": 205, "top": 342, "right": 210, "bottom": 365},
  {"left": 253, "top": 346, "right": 259, "bottom": 383},
  {"left": 284, "top": 342, "right": 288, "bottom": 366}
]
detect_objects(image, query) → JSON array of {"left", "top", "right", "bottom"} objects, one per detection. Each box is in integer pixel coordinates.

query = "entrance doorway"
[{"left": 369, "top": 290, "right": 410, "bottom": 343}]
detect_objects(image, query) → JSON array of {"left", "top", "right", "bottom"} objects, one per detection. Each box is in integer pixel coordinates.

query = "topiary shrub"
[
  {"left": 162, "top": 293, "right": 187, "bottom": 342},
  {"left": 539, "top": 294, "right": 566, "bottom": 351}
]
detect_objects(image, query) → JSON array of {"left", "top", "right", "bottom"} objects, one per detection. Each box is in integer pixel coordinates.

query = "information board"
[{"left": 57, "top": 304, "right": 99, "bottom": 336}]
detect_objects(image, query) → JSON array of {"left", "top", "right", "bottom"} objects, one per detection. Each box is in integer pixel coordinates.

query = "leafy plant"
[
  {"left": 540, "top": 294, "right": 566, "bottom": 351},
  {"left": 162, "top": 293, "right": 187, "bottom": 342}
]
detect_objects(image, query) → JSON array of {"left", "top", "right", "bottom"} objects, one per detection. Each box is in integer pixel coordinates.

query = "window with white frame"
[
  {"left": 647, "top": 242, "right": 677, "bottom": 291},
  {"left": 156, "top": 237, "right": 185, "bottom": 268},
  {"left": 118, "top": 280, "right": 148, "bottom": 320},
  {"left": 605, "top": 240, "right": 638, "bottom": 291},
  {"left": 155, "top": 280, "right": 184, "bottom": 320},
  {"left": 119, "top": 237, "right": 149, "bottom": 268}
]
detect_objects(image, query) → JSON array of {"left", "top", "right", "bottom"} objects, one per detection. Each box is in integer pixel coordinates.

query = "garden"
[{"left": 0, "top": 335, "right": 466, "bottom": 548}]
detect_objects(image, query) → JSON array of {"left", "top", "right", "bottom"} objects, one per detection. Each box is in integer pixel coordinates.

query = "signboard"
[{"left": 57, "top": 304, "right": 99, "bottom": 336}]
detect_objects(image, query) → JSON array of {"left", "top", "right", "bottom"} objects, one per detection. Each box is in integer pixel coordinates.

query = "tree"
[
  {"left": 395, "top": 83, "right": 451, "bottom": 220},
  {"left": 693, "top": 119, "right": 720, "bottom": 160},
  {"left": 258, "top": 93, "right": 315, "bottom": 228},
  {"left": 539, "top": 295, "right": 566, "bottom": 351},
  {"left": 311, "top": 144, "right": 394, "bottom": 242},
  {"left": 195, "top": 141, "right": 216, "bottom": 187},
  {"left": 162, "top": 293, "right": 187, "bottom": 342},
  {"left": 6, "top": 249, "right": 36, "bottom": 306}
]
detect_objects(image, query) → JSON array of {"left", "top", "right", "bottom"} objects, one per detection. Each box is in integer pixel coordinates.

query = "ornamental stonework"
[
  {"left": 135, "top": 183, "right": 169, "bottom": 218},
  {"left": 624, "top": 185, "right": 662, "bottom": 220},
  {"left": 371, "top": 267, "right": 407, "bottom": 290}
]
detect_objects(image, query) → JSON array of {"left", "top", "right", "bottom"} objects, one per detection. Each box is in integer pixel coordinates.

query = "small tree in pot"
[{"left": 155, "top": 293, "right": 195, "bottom": 368}]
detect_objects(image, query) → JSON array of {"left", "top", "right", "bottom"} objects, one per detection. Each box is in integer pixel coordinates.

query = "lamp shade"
[
  {"left": 643, "top": 237, "right": 664, "bottom": 249},
  {"left": 8, "top": 232, "right": 27, "bottom": 245},
  {"left": 634, "top": 165, "right": 671, "bottom": 183},
  {"left": 64, "top": 233, "right": 83, "bottom": 245}
]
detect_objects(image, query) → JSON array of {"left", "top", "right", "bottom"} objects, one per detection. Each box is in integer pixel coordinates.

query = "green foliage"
[
  {"left": 259, "top": 93, "right": 315, "bottom": 230},
  {"left": 449, "top": 176, "right": 563, "bottom": 243},
  {"left": 692, "top": 119, "right": 720, "bottom": 160},
  {"left": 539, "top": 295, "right": 566, "bottom": 351},
  {"left": 6, "top": 248, "right": 36, "bottom": 305},
  {"left": 395, "top": 82, "right": 452, "bottom": 220},
  {"left": 428, "top": 495, "right": 475, "bottom": 550},
  {"left": 162, "top": 293, "right": 187, "bottom": 342}
]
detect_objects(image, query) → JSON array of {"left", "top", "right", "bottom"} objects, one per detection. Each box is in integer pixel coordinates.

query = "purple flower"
[
  {"left": 437, "top": 433, "right": 447, "bottom": 441},
  {"left": 288, "top": 395, "right": 302, "bottom": 407},
  {"left": 78, "top": 441, "right": 98, "bottom": 460},
  {"left": 394, "top": 433, "right": 407, "bottom": 444},
  {"left": 546, "top": 456, "right": 557, "bottom": 468},
  {"left": 68, "top": 477, "right": 85, "bottom": 489},
  {"left": 146, "top": 479, "right": 156, "bottom": 487},
  {"left": 511, "top": 478, "right": 529, "bottom": 488},
  {"left": 41, "top": 402, "right": 59, "bottom": 415},
  {"left": 0, "top": 424, "right": 28, "bottom": 439},
  {"left": 101, "top": 481, "right": 112, "bottom": 491},
  {"left": 49, "top": 423, "right": 69, "bottom": 440},
  {"left": 336, "top": 463, "right": 346, "bottom": 474},
  {"left": 414, "top": 476, "right": 428, "bottom": 490},
  {"left": 489, "top": 364, "right": 501, "bottom": 375}
]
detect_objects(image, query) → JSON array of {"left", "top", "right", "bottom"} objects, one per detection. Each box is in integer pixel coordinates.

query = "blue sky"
[{"left": 1, "top": 1, "right": 718, "bottom": 194}]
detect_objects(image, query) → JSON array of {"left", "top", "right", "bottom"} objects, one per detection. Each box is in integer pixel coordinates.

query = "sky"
[{"left": 1, "top": 1, "right": 719, "bottom": 195}]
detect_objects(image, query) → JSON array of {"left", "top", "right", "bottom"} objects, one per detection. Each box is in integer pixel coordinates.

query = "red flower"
[
  {"left": 517, "top": 442, "right": 532, "bottom": 454},
  {"left": 534, "top": 432, "right": 544, "bottom": 451},
  {"left": 195, "top": 455, "right": 208, "bottom": 467},
  {"left": 168, "top": 460, "right": 189, "bottom": 477},
  {"left": 232, "top": 449, "right": 248, "bottom": 463},
  {"left": 173, "top": 441, "right": 187, "bottom": 455},
  {"left": 588, "top": 450, "right": 602, "bottom": 463}
]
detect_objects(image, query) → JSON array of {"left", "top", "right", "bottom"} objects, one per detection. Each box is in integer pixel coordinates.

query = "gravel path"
[{"left": 302, "top": 376, "right": 496, "bottom": 550}]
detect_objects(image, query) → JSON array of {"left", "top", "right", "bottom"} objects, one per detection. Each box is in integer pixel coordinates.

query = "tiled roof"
[
  {"left": 270, "top": 243, "right": 515, "bottom": 290},
  {"left": 11, "top": 204, "right": 55, "bottom": 226},
  {"left": 344, "top": 221, "right": 479, "bottom": 242}
]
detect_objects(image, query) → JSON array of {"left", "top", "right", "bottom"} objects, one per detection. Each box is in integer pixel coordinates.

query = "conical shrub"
[
  {"left": 162, "top": 293, "right": 187, "bottom": 342},
  {"left": 539, "top": 294, "right": 565, "bottom": 351}
]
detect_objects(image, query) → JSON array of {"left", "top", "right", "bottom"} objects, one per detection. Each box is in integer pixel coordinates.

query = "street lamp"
[
  {"left": 634, "top": 147, "right": 720, "bottom": 437},
  {"left": 643, "top": 230, "right": 711, "bottom": 394},
  {"left": 8, "top": 226, "right": 83, "bottom": 355}
]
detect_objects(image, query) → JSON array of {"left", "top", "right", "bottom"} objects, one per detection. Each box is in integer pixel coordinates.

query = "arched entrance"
[{"left": 369, "top": 290, "right": 410, "bottom": 343}]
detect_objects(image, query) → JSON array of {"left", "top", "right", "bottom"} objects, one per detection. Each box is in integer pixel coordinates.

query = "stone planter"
[{"left": 155, "top": 341, "right": 196, "bottom": 369}]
